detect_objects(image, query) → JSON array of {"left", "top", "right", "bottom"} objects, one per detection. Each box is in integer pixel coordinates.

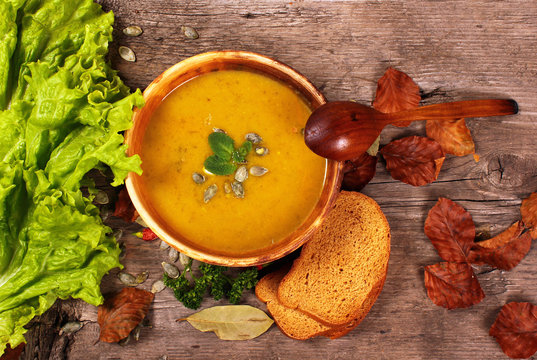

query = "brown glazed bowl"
[{"left": 125, "top": 51, "right": 343, "bottom": 266}]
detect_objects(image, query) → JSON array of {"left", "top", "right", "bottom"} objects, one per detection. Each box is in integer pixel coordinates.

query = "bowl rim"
[{"left": 125, "top": 50, "right": 343, "bottom": 266}]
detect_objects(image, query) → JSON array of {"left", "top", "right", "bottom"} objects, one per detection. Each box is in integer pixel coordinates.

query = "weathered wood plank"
[{"left": 20, "top": 0, "right": 537, "bottom": 359}]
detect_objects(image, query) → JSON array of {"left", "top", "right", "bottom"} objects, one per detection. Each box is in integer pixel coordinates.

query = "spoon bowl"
[{"left": 304, "top": 99, "right": 518, "bottom": 161}]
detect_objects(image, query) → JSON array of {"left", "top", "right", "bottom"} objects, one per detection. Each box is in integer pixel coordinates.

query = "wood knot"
[{"left": 481, "top": 153, "right": 537, "bottom": 194}]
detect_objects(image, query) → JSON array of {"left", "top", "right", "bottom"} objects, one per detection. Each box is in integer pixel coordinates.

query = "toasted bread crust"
[{"left": 277, "top": 191, "right": 391, "bottom": 327}]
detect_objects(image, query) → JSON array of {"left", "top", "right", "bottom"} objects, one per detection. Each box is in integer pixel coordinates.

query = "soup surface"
[{"left": 141, "top": 70, "right": 326, "bottom": 255}]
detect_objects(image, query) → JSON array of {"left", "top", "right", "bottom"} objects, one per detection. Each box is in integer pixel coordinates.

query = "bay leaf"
[{"left": 179, "top": 305, "right": 273, "bottom": 340}]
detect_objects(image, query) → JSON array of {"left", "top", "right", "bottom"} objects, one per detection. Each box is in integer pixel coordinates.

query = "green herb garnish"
[
  {"left": 163, "top": 258, "right": 259, "bottom": 309},
  {"left": 204, "top": 132, "right": 253, "bottom": 175}
]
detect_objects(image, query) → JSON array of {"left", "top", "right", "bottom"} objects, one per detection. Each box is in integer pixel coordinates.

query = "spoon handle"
[{"left": 386, "top": 99, "right": 518, "bottom": 124}]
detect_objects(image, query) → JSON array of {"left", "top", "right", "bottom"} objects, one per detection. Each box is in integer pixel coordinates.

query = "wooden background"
[{"left": 21, "top": 1, "right": 537, "bottom": 359}]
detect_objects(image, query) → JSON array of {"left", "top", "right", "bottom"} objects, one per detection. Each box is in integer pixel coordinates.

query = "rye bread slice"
[
  {"left": 277, "top": 191, "right": 391, "bottom": 327},
  {"left": 256, "top": 267, "right": 337, "bottom": 340}
]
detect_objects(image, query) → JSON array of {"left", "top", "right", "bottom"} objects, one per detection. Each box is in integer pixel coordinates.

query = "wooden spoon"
[{"left": 304, "top": 99, "right": 518, "bottom": 161}]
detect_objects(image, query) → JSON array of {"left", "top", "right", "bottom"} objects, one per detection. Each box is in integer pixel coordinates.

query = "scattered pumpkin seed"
[
  {"left": 113, "top": 229, "right": 124, "bottom": 241},
  {"left": 179, "top": 253, "right": 191, "bottom": 267},
  {"left": 192, "top": 172, "right": 206, "bottom": 184},
  {"left": 168, "top": 248, "right": 179, "bottom": 263},
  {"left": 255, "top": 146, "right": 269, "bottom": 156},
  {"left": 249, "top": 166, "right": 268, "bottom": 177},
  {"left": 100, "top": 207, "right": 112, "bottom": 222},
  {"left": 118, "top": 241, "right": 127, "bottom": 260},
  {"left": 118, "top": 272, "right": 138, "bottom": 286},
  {"left": 94, "top": 190, "right": 109, "bottom": 204},
  {"left": 223, "top": 181, "right": 232, "bottom": 194},
  {"left": 159, "top": 356, "right": 168, "bottom": 360},
  {"left": 245, "top": 132, "right": 262, "bottom": 144},
  {"left": 162, "top": 262, "right": 180, "bottom": 278},
  {"left": 119, "top": 46, "right": 136, "bottom": 62},
  {"left": 234, "top": 166, "right": 248, "bottom": 183},
  {"left": 151, "top": 279, "right": 166, "bottom": 294},
  {"left": 135, "top": 216, "right": 148, "bottom": 227},
  {"left": 59, "top": 321, "right": 83, "bottom": 335},
  {"left": 212, "top": 127, "right": 226, "bottom": 133},
  {"left": 181, "top": 25, "right": 199, "bottom": 39},
  {"left": 133, "top": 323, "right": 142, "bottom": 341},
  {"left": 123, "top": 25, "right": 143, "bottom": 37},
  {"left": 231, "top": 181, "right": 244, "bottom": 198},
  {"left": 204, "top": 184, "right": 218, "bottom": 203},
  {"left": 160, "top": 240, "right": 170, "bottom": 250},
  {"left": 135, "top": 271, "right": 149, "bottom": 284},
  {"left": 119, "top": 334, "right": 131, "bottom": 346}
]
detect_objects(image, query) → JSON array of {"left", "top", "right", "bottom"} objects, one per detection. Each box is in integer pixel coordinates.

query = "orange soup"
[{"left": 141, "top": 70, "right": 326, "bottom": 255}]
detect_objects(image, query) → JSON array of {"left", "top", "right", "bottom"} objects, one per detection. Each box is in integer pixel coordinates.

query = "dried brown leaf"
[
  {"left": 490, "top": 302, "right": 537, "bottom": 359},
  {"left": 468, "top": 221, "right": 532, "bottom": 270},
  {"left": 342, "top": 153, "right": 378, "bottom": 192},
  {"left": 424, "top": 198, "right": 475, "bottom": 262},
  {"left": 373, "top": 67, "right": 421, "bottom": 127},
  {"left": 521, "top": 192, "right": 537, "bottom": 239},
  {"left": 425, "top": 118, "right": 475, "bottom": 156},
  {"left": 98, "top": 288, "right": 154, "bottom": 343},
  {"left": 113, "top": 187, "right": 138, "bottom": 223},
  {"left": 424, "top": 262, "right": 484, "bottom": 309},
  {"left": 380, "top": 136, "right": 445, "bottom": 186}
]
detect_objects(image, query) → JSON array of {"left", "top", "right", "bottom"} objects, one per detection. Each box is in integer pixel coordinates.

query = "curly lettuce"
[{"left": 0, "top": 0, "right": 143, "bottom": 353}]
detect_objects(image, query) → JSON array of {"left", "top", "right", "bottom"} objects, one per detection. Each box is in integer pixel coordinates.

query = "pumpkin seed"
[
  {"left": 119, "top": 334, "right": 131, "bottom": 346},
  {"left": 234, "top": 166, "right": 248, "bottom": 183},
  {"left": 118, "top": 272, "right": 138, "bottom": 286},
  {"left": 192, "top": 172, "right": 206, "bottom": 184},
  {"left": 212, "top": 127, "right": 226, "bottom": 133},
  {"left": 168, "top": 248, "right": 179, "bottom": 263},
  {"left": 118, "top": 46, "right": 136, "bottom": 62},
  {"left": 204, "top": 184, "right": 218, "bottom": 203},
  {"left": 160, "top": 240, "right": 170, "bottom": 250},
  {"left": 223, "top": 181, "right": 232, "bottom": 194},
  {"left": 118, "top": 241, "right": 127, "bottom": 260},
  {"left": 231, "top": 181, "right": 244, "bottom": 198},
  {"left": 179, "top": 253, "right": 191, "bottom": 267},
  {"left": 181, "top": 25, "right": 199, "bottom": 39},
  {"left": 123, "top": 25, "right": 143, "bottom": 37},
  {"left": 94, "top": 190, "right": 109, "bottom": 204},
  {"left": 59, "top": 321, "right": 83, "bottom": 335},
  {"left": 151, "top": 279, "right": 166, "bottom": 294},
  {"left": 135, "top": 271, "right": 149, "bottom": 284},
  {"left": 159, "top": 356, "right": 169, "bottom": 360},
  {"left": 245, "top": 132, "right": 262, "bottom": 144},
  {"left": 113, "top": 229, "right": 124, "bottom": 241},
  {"left": 255, "top": 146, "right": 269, "bottom": 156},
  {"left": 249, "top": 166, "right": 268, "bottom": 177},
  {"left": 162, "top": 262, "right": 180, "bottom": 278},
  {"left": 100, "top": 207, "right": 112, "bottom": 222},
  {"left": 133, "top": 323, "right": 142, "bottom": 341}
]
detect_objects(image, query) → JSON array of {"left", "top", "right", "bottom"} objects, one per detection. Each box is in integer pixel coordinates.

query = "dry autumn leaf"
[
  {"left": 521, "top": 192, "right": 537, "bottom": 239},
  {"left": 424, "top": 198, "right": 475, "bottom": 262},
  {"left": 490, "top": 302, "right": 537, "bottom": 359},
  {"left": 380, "top": 136, "right": 445, "bottom": 186},
  {"left": 372, "top": 67, "right": 420, "bottom": 127},
  {"left": 425, "top": 118, "right": 475, "bottom": 156},
  {"left": 424, "top": 262, "right": 484, "bottom": 309},
  {"left": 342, "top": 153, "right": 378, "bottom": 192},
  {"left": 98, "top": 287, "right": 154, "bottom": 343},
  {"left": 468, "top": 221, "right": 532, "bottom": 270},
  {"left": 0, "top": 344, "right": 25, "bottom": 360},
  {"left": 113, "top": 187, "right": 138, "bottom": 223}
]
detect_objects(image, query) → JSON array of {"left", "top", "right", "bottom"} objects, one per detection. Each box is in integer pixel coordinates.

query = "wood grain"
[{"left": 21, "top": 0, "right": 537, "bottom": 359}]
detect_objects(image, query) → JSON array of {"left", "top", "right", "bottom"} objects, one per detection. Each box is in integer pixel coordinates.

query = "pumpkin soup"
[{"left": 140, "top": 70, "right": 326, "bottom": 255}]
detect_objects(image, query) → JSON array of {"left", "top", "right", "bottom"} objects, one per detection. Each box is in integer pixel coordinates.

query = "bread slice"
[
  {"left": 256, "top": 267, "right": 336, "bottom": 340},
  {"left": 277, "top": 191, "right": 390, "bottom": 326}
]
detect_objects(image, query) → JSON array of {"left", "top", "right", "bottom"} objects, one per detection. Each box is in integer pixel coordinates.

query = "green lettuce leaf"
[{"left": 0, "top": 0, "right": 143, "bottom": 353}]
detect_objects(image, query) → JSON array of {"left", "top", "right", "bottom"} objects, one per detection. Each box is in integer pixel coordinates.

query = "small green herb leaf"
[
  {"left": 239, "top": 141, "right": 253, "bottom": 157},
  {"left": 208, "top": 132, "right": 234, "bottom": 160},
  {"left": 204, "top": 155, "right": 236, "bottom": 175}
]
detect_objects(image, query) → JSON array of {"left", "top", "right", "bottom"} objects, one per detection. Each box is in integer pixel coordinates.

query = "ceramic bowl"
[{"left": 125, "top": 51, "right": 342, "bottom": 266}]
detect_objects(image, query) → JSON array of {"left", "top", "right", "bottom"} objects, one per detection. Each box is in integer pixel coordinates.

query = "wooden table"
[{"left": 22, "top": 1, "right": 537, "bottom": 359}]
